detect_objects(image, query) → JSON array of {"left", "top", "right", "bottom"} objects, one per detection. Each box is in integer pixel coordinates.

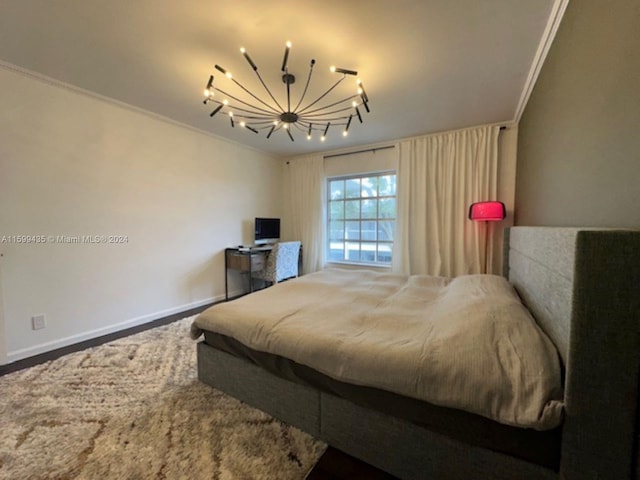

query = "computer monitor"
[{"left": 254, "top": 217, "right": 280, "bottom": 245}]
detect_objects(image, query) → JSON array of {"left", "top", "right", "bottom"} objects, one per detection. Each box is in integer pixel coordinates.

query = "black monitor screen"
[{"left": 254, "top": 217, "right": 280, "bottom": 244}]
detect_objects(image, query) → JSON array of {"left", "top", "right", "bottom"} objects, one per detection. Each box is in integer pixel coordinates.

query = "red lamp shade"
[{"left": 468, "top": 201, "right": 506, "bottom": 222}]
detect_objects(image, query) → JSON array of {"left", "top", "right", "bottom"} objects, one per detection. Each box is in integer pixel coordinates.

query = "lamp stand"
[
  {"left": 468, "top": 201, "right": 505, "bottom": 274},
  {"left": 482, "top": 221, "right": 489, "bottom": 274}
]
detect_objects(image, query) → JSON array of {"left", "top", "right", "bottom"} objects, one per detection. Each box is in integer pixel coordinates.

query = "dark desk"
[
  {"left": 224, "top": 247, "right": 269, "bottom": 300},
  {"left": 224, "top": 245, "right": 303, "bottom": 300}
]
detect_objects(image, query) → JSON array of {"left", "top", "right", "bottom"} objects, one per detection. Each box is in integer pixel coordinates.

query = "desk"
[
  {"left": 224, "top": 245, "right": 303, "bottom": 300},
  {"left": 224, "top": 248, "right": 268, "bottom": 300}
]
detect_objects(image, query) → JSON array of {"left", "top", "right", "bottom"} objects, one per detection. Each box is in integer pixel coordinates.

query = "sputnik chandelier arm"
[{"left": 202, "top": 41, "right": 371, "bottom": 142}]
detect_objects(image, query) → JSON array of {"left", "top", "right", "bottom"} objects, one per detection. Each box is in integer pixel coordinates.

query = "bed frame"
[{"left": 196, "top": 227, "right": 640, "bottom": 479}]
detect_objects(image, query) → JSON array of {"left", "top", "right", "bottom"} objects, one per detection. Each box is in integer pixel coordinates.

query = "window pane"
[
  {"left": 377, "top": 243, "right": 393, "bottom": 263},
  {"left": 378, "top": 221, "right": 394, "bottom": 241},
  {"left": 379, "top": 175, "right": 396, "bottom": 196},
  {"left": 361, "top": 243, "right": 376, "bottom": 262},
  {"left": 330, "top": 180, "right": 345, "bottom": 200},
  {"left": 361, "top": 198, "right": 377, "bottom": 219},
  {"left": 346, "top": 178, "right": 361, "bottom": 198},
  {"left": 345, "top": 200, "right": 360, "bottom": 219},
  {"left": 329, "top": 220, "right": 344, "bottom": 240},
  {"left": 346, "top": 221, "right": 360, "bottom": 240},
  {"left": 361, "top": 177, "right": 378, "bottom": 197},
  {"left": 379, "top": 198, "right": 396, "bottom": 218},
  {"left": 330, "top": 200, "right": 344, "bottom": 220},
  {"left": 345, "top": 242, "right": 360, "bottom": 261},
  {"left": 362, "top": 221, "right": 376, "bottom": 241},
  {"left": 328, "top": 242, "right": 344, "bottom": 261}
]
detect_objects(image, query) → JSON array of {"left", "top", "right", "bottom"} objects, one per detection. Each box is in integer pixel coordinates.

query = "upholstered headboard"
[
  {"left": 505, "top": 227, "right": 582, "bottom": 365},
  {"left": 505, "top": 227, "right": 640, "bottom": 480}
]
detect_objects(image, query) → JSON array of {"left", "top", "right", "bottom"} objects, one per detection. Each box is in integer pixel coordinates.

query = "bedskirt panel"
[
  {"left": 197, "top": 341, "right": 558, "bottom": 480},
  {"left": 196, "top": 341, "right": 321, "bottom": 437},
  {"left": 320, "top": 393, "right": 556, "bottom": 480},
  {"left": 202, "top": 330, "right": 561, "bottom": 469}
]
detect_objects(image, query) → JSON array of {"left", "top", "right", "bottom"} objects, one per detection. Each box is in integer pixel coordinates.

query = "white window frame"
[{"left": 326, "top": 171, "right": 396, "bottom": 267}]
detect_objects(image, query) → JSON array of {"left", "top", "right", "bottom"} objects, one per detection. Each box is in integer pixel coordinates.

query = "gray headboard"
[
  {"left": 504, "top": 226, "right": 640, "bottom": 480},
  {"left": 505, "top": 227, "right": 581, "bottom": 365}
]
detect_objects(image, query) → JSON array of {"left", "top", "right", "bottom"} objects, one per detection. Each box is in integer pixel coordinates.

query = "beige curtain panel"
[
  {"left": 285, "top": 155, "right": 326, "bottom": 274},
  {"left": 393, "top": 125, "right": 500, "bottom": 276}
]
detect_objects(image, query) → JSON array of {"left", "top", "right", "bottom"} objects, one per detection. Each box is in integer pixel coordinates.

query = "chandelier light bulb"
[
  {"left": 204, "top": 75, "right": 214, "bottom": 99},
  {"left": 202, "top": 42, "right": 370, "bottom": 142},
  {"left": 358, "top": 81, "right": 368, "bottom": 101},
  {"left": 330, "top": 66, "right": 336, "bottom": 73}
]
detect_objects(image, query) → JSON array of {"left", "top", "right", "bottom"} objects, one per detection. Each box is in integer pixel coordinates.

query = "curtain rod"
[
  {"left": 319, "top": 125, "right": 508, "bottom": 161},
  {"left": 323, "top": 144, "right": 396, "bottom": 160}
]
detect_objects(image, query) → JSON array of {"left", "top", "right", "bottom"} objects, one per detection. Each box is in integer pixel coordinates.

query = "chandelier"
[{"left": 202, "top": 42, "right": 370, "bottom": 142}]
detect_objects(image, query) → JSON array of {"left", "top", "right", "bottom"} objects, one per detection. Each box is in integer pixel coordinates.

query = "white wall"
[
  {"left": 0, "top": 67, "right": 282, "bottom": 363},
  {"left": 323, "top": 147, "right": 398, "bottom": 178},
  {"left": 0, "top": 262, "right": 6, "bottom": 364}
]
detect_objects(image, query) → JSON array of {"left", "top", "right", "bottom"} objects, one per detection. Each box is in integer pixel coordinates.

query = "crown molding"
[
  {"left": 513, "top": 0, "right": 570, "bottom": 123},
  {"left": 0, "top": 60, "right": 277, "bottom": 159}
]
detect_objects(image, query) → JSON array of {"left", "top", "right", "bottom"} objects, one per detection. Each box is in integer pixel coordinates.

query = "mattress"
[{"left": 202, "top": 330, "right": 561, "bottom": 470}]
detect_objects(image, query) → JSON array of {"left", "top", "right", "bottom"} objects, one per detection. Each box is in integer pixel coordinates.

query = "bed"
[{"left": 191, "top": 227, "right": 640, "bottom": 480}]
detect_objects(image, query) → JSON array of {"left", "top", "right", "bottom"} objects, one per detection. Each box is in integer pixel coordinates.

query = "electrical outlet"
[{"left": 31, "top": 314, "right": 46, "bottom": 330}]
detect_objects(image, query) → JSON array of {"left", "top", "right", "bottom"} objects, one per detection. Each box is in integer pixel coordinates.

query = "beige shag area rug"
[{"left": 0, "top": 318, "right": 326, "bottom": 479}]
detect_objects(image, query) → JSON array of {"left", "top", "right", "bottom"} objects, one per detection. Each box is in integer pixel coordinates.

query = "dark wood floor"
[
  {"left": 0, "top": 303, "right": 215, "bottom": 377},
  {"left": 307, "top": 447, "right": 398, "bottom": 480}
]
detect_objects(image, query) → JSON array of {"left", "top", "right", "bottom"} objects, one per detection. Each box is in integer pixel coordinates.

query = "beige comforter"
[{"left": 192, "top": 268, "right": 564, "bottom": 430}]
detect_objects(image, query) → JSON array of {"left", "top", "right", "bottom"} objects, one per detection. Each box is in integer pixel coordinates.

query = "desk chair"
[{"left": 253, "top": 241, "right": 301, "bottom": 286}]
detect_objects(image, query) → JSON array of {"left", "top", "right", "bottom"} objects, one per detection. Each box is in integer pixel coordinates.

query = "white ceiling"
[{"left": 0, "top": 0, "right": 560, "bottom": 157}]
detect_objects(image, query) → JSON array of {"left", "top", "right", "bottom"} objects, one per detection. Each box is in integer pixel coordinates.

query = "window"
[{"left": 327, "top": 172, "right": 396, "bottom": 266}]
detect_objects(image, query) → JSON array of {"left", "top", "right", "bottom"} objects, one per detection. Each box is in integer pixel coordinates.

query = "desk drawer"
[
  {"left": 227, "top": 252, "right": 266, "bottom": 271},
  {"left": 251, "top": 254, "right": 266, "bottom": 271},
  {"left": 227, "top": 253, "right": 246, "bottom": 271}
]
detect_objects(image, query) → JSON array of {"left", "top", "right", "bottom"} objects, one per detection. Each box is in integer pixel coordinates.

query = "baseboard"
[{"left": 2, "top": 296, "right": 221, "bottom": 368}]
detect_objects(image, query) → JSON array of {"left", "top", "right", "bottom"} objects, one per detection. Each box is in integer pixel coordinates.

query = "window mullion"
[{"left": 342, "top": 199, "right": 347, "bottom": 261}]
